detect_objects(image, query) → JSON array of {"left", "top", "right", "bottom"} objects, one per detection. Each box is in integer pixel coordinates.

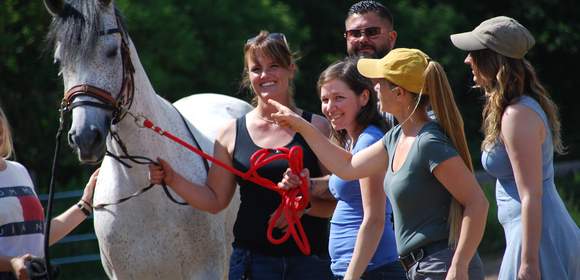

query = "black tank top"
[{"left": 232, "top": 112, "right": 329, "bottom": 257}]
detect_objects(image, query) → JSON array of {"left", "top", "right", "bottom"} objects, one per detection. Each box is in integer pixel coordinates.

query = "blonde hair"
[
  {"left": 241, "top": 30, "right": 297, "bottom": 108},
  {"left": 471, "top": 49, "right": 565, "bottom": 154},
  {"left": 0, "top": 106, "right": 14, "bottom": 159},
  {"left": 421, "top": 61, "right": 473, "bottom": 247}
]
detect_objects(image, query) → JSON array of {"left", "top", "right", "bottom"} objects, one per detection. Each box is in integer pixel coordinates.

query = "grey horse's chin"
[{"left": 77, "top": 149, "right": 105, "bottom": 165}]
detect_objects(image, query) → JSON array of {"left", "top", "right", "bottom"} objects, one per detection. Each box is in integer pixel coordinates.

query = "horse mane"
[{"left": 45, "top": 0, "right": 127, "bottom": 67}]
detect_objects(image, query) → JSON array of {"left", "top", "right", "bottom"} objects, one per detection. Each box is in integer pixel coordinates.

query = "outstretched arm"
[
  {"left": 49, "top": 168, "right": 100, "bottom": 245},
  {"left": 149, "top": 120, "right": 239, "bottom": 214},
  {"left": 269, "top": 99, "right": 387, "bottom": 180}
]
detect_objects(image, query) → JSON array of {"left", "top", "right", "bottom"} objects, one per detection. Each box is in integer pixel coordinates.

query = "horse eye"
[{"left": 106, "top": 48, "right": 118, "bottom": 58}]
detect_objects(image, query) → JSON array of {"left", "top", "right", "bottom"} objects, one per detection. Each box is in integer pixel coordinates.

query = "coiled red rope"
[{"left": 141, "top": 118, "right": 311, "bottom": 255}]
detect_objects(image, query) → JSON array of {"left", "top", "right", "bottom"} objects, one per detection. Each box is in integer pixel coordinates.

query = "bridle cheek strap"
[{"left": 60, "top": 18, "right": 135, "bottom": 123}]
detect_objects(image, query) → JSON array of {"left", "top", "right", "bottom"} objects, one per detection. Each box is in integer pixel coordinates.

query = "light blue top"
[
  {"left": 328, "top": 125, "right": 398, "bottom": 275},
  {"left": 482, "top": 95, "right": 580, "bottom": 279}
]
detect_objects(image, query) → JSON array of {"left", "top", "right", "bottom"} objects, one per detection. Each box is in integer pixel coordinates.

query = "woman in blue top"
[
  {"left": 271, "top": 48, "right": 489, "bottom": 280},
  {"left": 451, "top": 16, "right": 580, "bottom": 279},
  {"left": 311, "top": 58, "right": 404, "bottom": 279}
]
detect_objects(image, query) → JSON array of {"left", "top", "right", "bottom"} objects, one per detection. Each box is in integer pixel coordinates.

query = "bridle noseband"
[{"left": 60, "top": 19, "right": 135, "bottom": 124}]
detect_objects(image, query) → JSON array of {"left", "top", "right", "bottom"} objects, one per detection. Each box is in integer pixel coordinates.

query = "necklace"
[{"left": 255, "top": 114, "right": 278, "bottom": 126}]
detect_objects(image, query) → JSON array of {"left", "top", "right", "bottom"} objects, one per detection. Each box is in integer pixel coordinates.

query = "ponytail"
[{"left": 423, "top": 61, "right": 473, "bottom": 247}]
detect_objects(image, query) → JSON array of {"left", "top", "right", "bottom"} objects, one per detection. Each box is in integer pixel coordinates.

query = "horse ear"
[
  {"left": 43, "top": 0, "right": 64, "bottom": 17},
  {"left": 99, "top": 0, "right": 113, "bottom": 6}
]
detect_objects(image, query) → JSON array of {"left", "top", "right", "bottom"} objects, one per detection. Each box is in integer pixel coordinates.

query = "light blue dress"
[{"left": 482, "top": 95, "right": 580, "bottom": 279}]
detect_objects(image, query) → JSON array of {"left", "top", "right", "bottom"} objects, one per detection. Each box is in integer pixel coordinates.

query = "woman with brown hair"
[
  {"left": 451, "top": 16, "right": 580, "bottom": 280},
  {"left": 308, "top": 57, "right": 404, "bottom": 279},
  {"left": 149, "top": 31, "right": 334, "bottom": 279},
  {"left": 270, "top": 48, "right": 488, "bottom": 280}
]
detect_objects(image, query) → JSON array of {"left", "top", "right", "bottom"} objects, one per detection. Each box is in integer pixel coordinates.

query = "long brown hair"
[
  {"left": 415, "top": 61, "right": 473, "bottom": 246},
  {"left": 317, "top": 58, "right": 387, "bottom": 148},
  {"left": 471, "top": 49, "right": 565, "bottom": 154},
  {"left": 241, "top": 31, "right": 297, "bottom": 108},
  {"left": 0, "top": 106, "right": 14, "bottom": 159}
]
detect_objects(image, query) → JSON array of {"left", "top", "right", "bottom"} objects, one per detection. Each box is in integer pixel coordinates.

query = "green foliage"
[
  {"left": 2, "top": 1, "right": 579, "bottom": 276},
  {"left": 114, "top": 0, "right": 309, "bottom": 102},
  {"left": 556, "top": 171, "right": 580, "bottom": 223}
]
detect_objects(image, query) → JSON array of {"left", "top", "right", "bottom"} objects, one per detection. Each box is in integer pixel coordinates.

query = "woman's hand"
[
  {"left": 517, "top": 261, "right": 540, "bottom": 280},
  {"left": 445, "top": 263, "right": 468, "bottom": 280},
  {"left": 80, "top": 168, "right": 100, "bottom": 206},
  {"left": 273, "top": 168, "right": 310, "bottom": 230},
  {"left": 277, "top": 168, "right": 309, "bottom": 190},
  {"left": 268, "top": 99, "right": 309, "bottom": 133},
  {"left": 148, "top": 158, "right": 176, "bottom": 186},
  {"left": 10, "top": 254, "right": 31, "bottom": 280}
]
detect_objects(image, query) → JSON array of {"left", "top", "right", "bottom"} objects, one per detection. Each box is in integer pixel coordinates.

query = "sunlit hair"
[
  {"left": 404, "top": 61, "right": 473, "bottom": 247},
  {"left": 471, "top": 49, "right": 565, "bottom": 154},
  {"left": 241, "top": 30, "right": 296, "bottom": 108},
  {"left": 317, "top": 57, "right": 387, "bottom": 148},
  {"left": 0, "top": 106, "right": 14, "bottom": 159}
]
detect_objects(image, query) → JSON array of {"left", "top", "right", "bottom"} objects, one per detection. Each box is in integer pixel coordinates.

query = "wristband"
[{"left": 77, "top": 202, "right": 92, "bottom": 217}]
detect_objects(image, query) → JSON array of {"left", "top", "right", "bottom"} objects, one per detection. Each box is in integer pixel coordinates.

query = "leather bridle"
[{"left": 60, "top": 17, "right": 135, "bottom": 124}]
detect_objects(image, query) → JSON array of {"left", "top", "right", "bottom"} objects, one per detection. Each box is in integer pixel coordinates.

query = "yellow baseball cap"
[{"left": 357, "top": 48, "right": 430, "bottom": 94}]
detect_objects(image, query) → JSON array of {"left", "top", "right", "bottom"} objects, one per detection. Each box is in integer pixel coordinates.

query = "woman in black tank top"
[{"left": 148, "top": 31, "right": 334, "bottom": 279}]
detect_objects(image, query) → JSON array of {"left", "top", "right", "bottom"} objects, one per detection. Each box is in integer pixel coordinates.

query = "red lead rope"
[{"left": 141, "top": 118, "right": 311, "bottom": 255}]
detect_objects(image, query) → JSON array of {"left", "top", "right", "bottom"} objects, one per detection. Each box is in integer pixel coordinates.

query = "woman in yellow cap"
[
  {"left": 269, "top": 48, "right": 488, "bottom": 280},
  {"left": 451, "top": 16, "right": 580, "bottom": 280}
]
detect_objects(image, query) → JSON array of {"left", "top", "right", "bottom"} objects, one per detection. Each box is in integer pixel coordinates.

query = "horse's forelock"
[{"left": 45, "top": 0, "right": 125, "bottom": 67}]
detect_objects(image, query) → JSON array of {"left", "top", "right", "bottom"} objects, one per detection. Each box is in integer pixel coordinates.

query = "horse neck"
[{"left": 107, "top": 39, "right": 180, "bottom": 158}]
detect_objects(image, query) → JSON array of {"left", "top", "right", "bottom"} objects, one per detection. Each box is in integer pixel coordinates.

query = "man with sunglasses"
[
  {"left": 345, "top": 1, "right": 400, "bottom": 128},
  {"left": 345, "top": 1, "right": 397, "bottom": 59}
]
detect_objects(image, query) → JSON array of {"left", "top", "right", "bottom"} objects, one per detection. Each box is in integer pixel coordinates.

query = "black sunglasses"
[
  {"left": 344, "top": 27, "right": 382, "bottom": 39},
  {"left": 246, "top": 32, "right": 289, "bottom": 48}
]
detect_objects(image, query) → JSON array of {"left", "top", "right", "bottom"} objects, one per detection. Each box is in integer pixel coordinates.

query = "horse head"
[{"left": 45, "top": 0, "right": 132, "bottom": 164}]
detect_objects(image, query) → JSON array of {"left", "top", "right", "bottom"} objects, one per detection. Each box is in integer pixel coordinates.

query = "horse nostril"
[
  {"left": 68, "top": 130, "right": 78, "bottom": 147},
  {"left": 90, "top": 125, "right": 103, "bottom": 147}
]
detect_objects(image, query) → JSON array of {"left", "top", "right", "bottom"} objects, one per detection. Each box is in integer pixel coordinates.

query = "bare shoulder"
[
  {"left": 215, "top": 118, "right": 238, "bottom": 153},
  {"left": 502, "top": 103, "right": 544, "bottom": 142},
  {"left": 310, "top": 113, "right": 331, "bottom": 137}
]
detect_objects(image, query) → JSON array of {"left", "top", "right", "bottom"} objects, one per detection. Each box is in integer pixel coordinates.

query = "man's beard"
[{"left": 350, "top": 43, "right": 391, "bottom": 58}]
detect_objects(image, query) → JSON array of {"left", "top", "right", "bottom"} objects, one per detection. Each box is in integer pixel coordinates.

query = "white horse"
[{"left": 44, "top": 0, "right": 252, "bottom": 279}]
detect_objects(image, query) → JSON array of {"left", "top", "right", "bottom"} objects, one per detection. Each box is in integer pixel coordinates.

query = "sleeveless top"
[
  {"left": 232, "top": 112, "right": 330, "bottom": 257},
  {"left": 482, "top": 95, "right": 580, "bottom": 279}
]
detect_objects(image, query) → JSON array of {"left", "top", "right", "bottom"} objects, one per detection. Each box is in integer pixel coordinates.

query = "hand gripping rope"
[{"left": 139, "top": 116, "right": 311, "bottom": 255}]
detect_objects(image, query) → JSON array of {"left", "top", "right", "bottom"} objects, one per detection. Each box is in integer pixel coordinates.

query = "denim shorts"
[
  {"left": 332, "top": 260, "right": 406, "bottom": 280},
  {"left": 405, "top": 248, "right": 484, "bottom": 280},
  {"left": 229, "top": 246, "right": 333, "bottom": 280}
]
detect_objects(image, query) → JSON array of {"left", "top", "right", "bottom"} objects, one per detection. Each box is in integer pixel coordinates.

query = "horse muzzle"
[{"left": 68, "top": 123, "right": 107, "bottom": 164}]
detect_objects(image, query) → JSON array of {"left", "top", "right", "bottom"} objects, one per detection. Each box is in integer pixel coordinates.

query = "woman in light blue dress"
[{"left": 451, "top": 16, "right": 580, "bottom": 279}]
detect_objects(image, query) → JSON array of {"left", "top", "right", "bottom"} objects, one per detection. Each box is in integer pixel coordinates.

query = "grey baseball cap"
[{"left": 450, "top": 16, "right": 535, "bottom": 59}]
